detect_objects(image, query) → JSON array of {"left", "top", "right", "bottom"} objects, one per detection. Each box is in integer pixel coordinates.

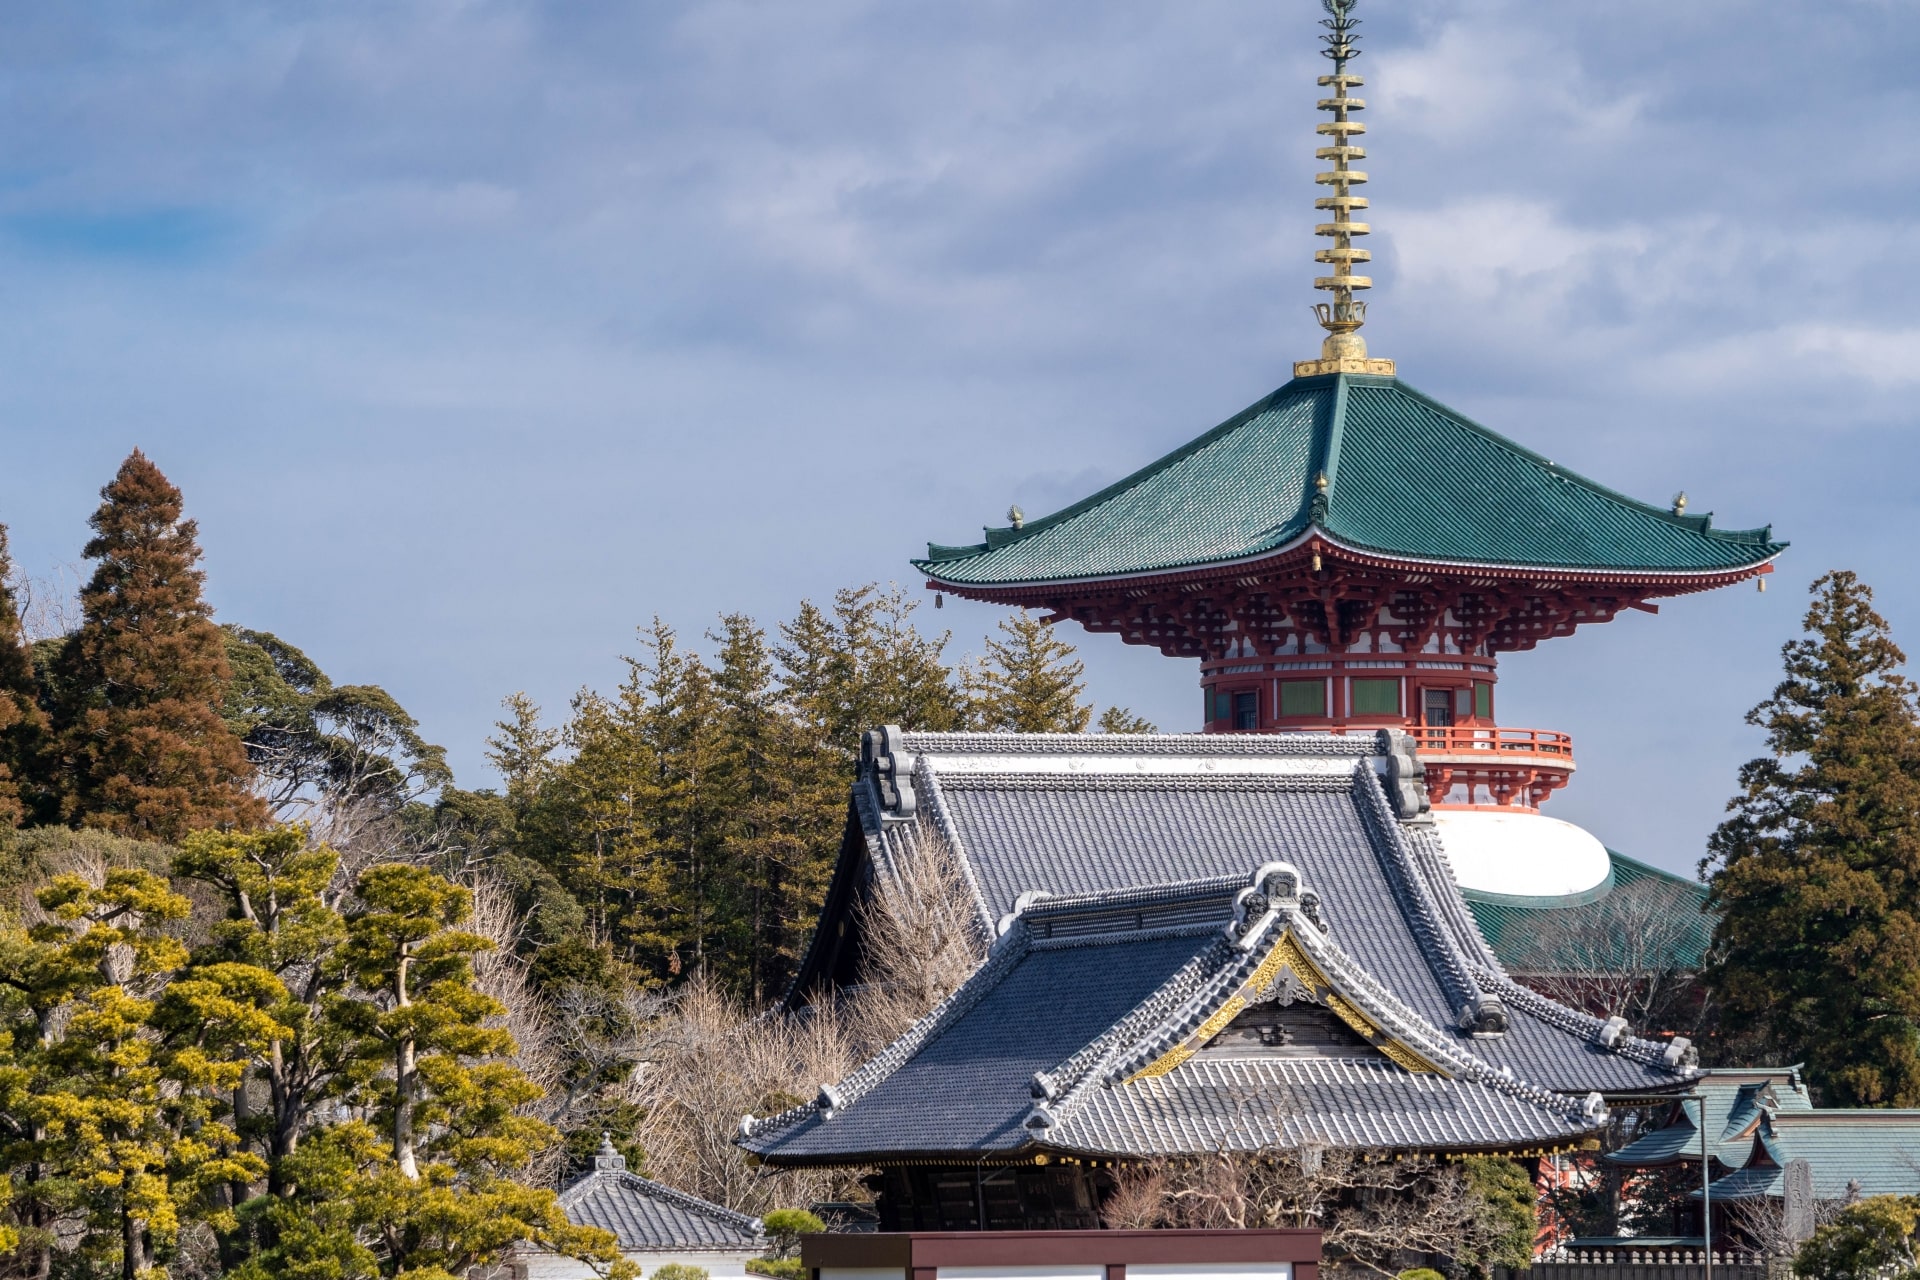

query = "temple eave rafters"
[{"left": 926, "top": 542, "right": 1777, "bottom": 662}]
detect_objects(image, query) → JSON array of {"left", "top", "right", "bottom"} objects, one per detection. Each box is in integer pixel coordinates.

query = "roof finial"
[
  {"left": 1295, "top": 0, "right": 1395, "bottom": 380},
  {"left": 593, "top": 1131, "right": 626, "bottom": 1172}
]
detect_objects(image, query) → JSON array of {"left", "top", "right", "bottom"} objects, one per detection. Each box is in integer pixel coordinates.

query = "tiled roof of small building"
[
  {"left": 559, "top": 1151, "right": 764, "bottom": 1253},
  {"left": 754, "top": 731, "right": 1699, "bottom": 1167},
  {"left": 1699, "top": 1110, "right": 1920, "bottom": 1201},
  {"left": 1607, "top": 1069, "right": 1811, "bottom": 1171},
  {"left": 917, "top": 374, "right": 1783, "bottom": 588}
]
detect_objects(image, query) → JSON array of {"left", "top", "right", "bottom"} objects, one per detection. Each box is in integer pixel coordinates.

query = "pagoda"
[
  {"left": 743, "top": 4, "right": 1767, "bottom": 1232},
  {"left": 915, "top": 0, "right": 1783, "bottom": 815}
]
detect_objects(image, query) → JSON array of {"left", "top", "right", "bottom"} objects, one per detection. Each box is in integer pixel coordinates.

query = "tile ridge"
[
  {"left": 1279, "top": 900, "right": 1596, "bottom": 1125},
  {"left": 1028, "top": 862, "right": 1596, "bottom": 1133},
  {"left": 1022, "top": 876, "right": 1244, "bottom": 917},
  {"left": 1401, "top": 819, "right": 1507, "bottom": 974},
  {"left": 1469, "top": 962, "right": 1698, "bottom": 1077},
  {"left": 901, "top": 730, "right": 1380, "bottom": 757},
  {"left": 610, "top": 1171, "right": 765, "bottom": 1236},
  {"left": 1348, "top": 762, "right": 1503, "bottom": 1035}
]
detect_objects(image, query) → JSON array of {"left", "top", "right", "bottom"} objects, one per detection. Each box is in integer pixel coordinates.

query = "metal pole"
[{"left": 1702, "top": 1093, "right": 1713, "bottom": 1280}]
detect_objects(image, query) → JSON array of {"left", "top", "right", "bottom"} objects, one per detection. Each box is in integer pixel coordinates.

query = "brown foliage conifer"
[
  {"left": 0, "top": 524, "right": 47, "bottom": 826},
  {"left": 54, "top": 449, "right": 263, "bottom": 839}
]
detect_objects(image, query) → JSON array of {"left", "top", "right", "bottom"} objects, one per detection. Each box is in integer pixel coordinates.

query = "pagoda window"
[
  {"left": 1280, "top": 679, "right": 1326, "bottom": 718},
  {"left": 1421, "top": 687, "right": 1454, "bottom": 727},
  {"left": 1351, "top": 678, "right": 1399, "bottom": 716},
  {"left": 1455, "top": 688, "right": 1474, "bottom": 720},
  {"left": 1233, "top": 690, "right": 1259, "bottom": 730},
  {"left": 1475, "top": 681, "right": 1492, "bottom": 719}
]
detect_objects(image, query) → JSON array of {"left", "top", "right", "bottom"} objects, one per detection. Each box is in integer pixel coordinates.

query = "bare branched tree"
[
  {"left": 1106, "top": 1151, "right": 1508, "bottom": 1279},
  {"left": 7, "top": 559, "right": 84, "bottom": 642},
  {"left": 1505, "top": 877, "right": 1707, "bottom": 1034},
  {"left": 846, "top": 826, "right": 985, "bottom": 1048},
  {"left": 1724, "top": 1193, "right": 1849, "bottom": 1258},
  {"left": 618, "top": 974, "right": 866, "bottom": 1215}
]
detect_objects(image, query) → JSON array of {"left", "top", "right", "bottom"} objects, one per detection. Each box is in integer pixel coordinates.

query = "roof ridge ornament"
[{"left": 1294, "top": 0, "right": 1396, "bottom": 380}]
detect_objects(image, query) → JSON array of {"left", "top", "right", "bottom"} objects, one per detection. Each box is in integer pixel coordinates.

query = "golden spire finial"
[{"left": 1295, "top": 0, "right": 1395, "bottom": 379}]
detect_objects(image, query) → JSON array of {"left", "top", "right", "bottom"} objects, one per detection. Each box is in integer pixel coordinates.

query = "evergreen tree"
[
  {"left": 776, "top": 585, "right": 965, "bottom": 747},
  {"left": 1704, "top": 571, "right": 1920, "bottom": 1104},
  {"left": 278, "top": 862, "right": 633, "bottom": 1280},
  {"left": 171, "top": 828, "right": 354, "bottom": 1197},
  {"left": 55, "top": 451, "right": 263, "bottom": 839},
  {"left": 0, "top": 527, "right": 48, "bottom": 827},
  {"left": 710, "top": 614, "right": 824, "bottom": 1003},
  {"left": 486, "top": 692, "right": 560, "bottom": 806},
  {"left": 223, "top": 626, "right": 450, "bottom": 827},
  {"left": 966, "top": 610, "right": 1092, "bottom": 733},
  {"left": 1097, "top": 706, "right": 1158, "bottom": 734},
  {"left": 1, "top": 868, "right": 272, "bottom": 1280}
]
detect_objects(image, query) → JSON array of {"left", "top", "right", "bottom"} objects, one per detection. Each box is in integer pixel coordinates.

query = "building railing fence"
[{"left": 1495, "top": 1250, "right": 1776, "bottom": 1280}]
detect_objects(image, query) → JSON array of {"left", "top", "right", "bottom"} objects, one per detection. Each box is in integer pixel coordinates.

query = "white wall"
[{"left": 523, "top": 1248, "right": 762, "bottom": 1280}]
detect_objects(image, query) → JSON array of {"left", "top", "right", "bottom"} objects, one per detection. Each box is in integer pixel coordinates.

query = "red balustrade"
[{"left": 1409, "top": 725, "right": 1575, "bottom": 810}]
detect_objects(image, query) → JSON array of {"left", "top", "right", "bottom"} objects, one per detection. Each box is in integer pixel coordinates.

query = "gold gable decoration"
[{"left": 1125, "top": 928, "right": 1445, "bottom": 1081}]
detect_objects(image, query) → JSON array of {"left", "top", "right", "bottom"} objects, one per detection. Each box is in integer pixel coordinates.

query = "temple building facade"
[
  {"left": 739, "top": 0, "right": 1781, "bottom": 1233},
  {"left": 748, "top": 730, "right": 1701, "bottom": 1229}
]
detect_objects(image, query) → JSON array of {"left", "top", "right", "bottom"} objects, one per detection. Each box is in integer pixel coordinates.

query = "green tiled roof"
[
  {"left": 1607, "top": 1070, "right": 1811, "bottom": 1171},
  {"left": 1466, "top": 850, "right": 1715, "bottom": 975},
  {"left": 919, "top": 373, "right": 1784, "bottom": 586}
]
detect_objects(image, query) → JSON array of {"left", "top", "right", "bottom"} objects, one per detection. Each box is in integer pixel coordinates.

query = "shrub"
[
  {"left": 748, "top": 1261, "right": 806, "bottom": 1280},
  {"left": 760, "top": 1208, "right": 825, "bottom": 1259},
  {"left": 1397, "top": 1270, "right": 1446, "bottom": 1280},
  {"left": 1795, "top": 1195, "right": 1920, "bottom": 1279},
  {"left": 651, "top": 1266, "right": 710, "bottom": 1280}
]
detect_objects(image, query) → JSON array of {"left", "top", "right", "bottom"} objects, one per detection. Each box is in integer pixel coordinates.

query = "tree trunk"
[{"left": 394, "top": 952, "right": 419, "bottom": 1180}]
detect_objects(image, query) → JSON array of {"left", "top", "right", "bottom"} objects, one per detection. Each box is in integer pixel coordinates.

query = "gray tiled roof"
[
  {"left": 1064, "top": 1056, "right": 1592, "bottom": 1153},
  {"left": 1607, "top": 1070, "right": 1811, "bottom": 1171},
  {"left": 1700, "top": 1111, "right": 1920, "bottom": 1201},
  {"left": 745, "top": 861, "right": 1607, "bottom": 1163},
  {"left": 751, "top": 928, "right": 1210, "bottom": 1161},
  {"left": 559, "top": 1170, "right": 765, "bottom": 1252},
  {"left": 884, "top": 735, "right": 1691, "bottom": 1095},
  {"left": 755, "top": 731, "right": 1697, "bottom": 1167}
]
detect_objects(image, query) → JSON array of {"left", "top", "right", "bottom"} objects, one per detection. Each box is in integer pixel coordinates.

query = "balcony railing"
[
  {"left": 1409, "top": 725, "right": 1575, "bottom": 809},
  {"left": 1409, "top": 725, "right": 1573, "bottom": 760}
]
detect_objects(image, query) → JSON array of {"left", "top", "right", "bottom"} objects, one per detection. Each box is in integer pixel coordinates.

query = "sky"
[{"left": 0, "top": 0, "right": 1915, "bottom": 878}]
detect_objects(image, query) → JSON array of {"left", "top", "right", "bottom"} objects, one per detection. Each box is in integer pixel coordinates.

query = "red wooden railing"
[{"left": 1408, "top": 725, "right": 1574, "bottom": 759}]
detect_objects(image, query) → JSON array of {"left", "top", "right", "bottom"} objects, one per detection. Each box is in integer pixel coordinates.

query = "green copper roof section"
[
  {"left": 1465, "top": 850, "right": 1714, "bottom": 975},
  {"left": 919, "top": 374, "right": 1785, "bottom": 586}
]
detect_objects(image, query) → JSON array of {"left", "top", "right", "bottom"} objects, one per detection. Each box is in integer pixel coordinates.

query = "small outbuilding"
[{"left": 520, "top": 1138, "right": 767, "bottom": 1280}]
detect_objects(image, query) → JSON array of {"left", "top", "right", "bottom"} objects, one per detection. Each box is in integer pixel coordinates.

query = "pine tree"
[
  {"left": 709, "top": 613, "right": 832, "bottom": 1003},
  {"left": 618, "top": 621, "right": 727, "bottom": 981},
  {"left": 55, "top": 451, "right": 264, "bottom": 839},
  {"left": 298, "top": 862, "right": 633, "bottom": 1280},
  {"left": 776, "top": 585, "right": 966, "bottom": 746},
  {"left": 966, "top": 610, "right": 1092, "bottom": 733},
  {"left": 0, "top": 526, "right": 48, "bottom": 827},
  {"left": 486, "top": 692, "right": 560, "bottom": 806},
  {"left": 1097, "top": 706, "right": 1158, "bottom": 734},
  {"left": 1705, "top": 571, "right": 1920, "bottom": 1104},
  {"left": 2, "top": 868, "right": 271, "bottom": 1280},
  {"left": 171, "top": 828, "right": 353, "bottom": 1195}
]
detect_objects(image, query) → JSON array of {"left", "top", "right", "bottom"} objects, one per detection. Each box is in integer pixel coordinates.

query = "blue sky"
[{"left": 1, "top": 0, "right": 1914, "bottom": 877}]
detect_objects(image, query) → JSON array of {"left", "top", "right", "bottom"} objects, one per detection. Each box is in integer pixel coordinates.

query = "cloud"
[{"left": 0, "top": 0, "right": 1916, "bottom": 876}]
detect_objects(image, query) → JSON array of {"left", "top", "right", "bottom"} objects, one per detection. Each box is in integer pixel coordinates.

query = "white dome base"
[{"left": 1431, "top": 809, "right": 1612, "bottom": 899}]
